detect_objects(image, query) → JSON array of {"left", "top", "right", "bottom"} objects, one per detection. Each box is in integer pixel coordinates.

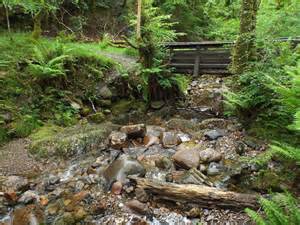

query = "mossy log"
[{"left": 130, "top": 177, "right": 259, "bottom": 210}]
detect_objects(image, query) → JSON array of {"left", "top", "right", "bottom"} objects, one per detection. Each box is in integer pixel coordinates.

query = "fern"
[{"left": 246, "top": 193, "right": 300, "bottom": 225}]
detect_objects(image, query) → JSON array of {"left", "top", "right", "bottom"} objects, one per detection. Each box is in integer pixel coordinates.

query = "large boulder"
[
  {"left": 103, "top": 155, "right": 145, "bottom": 187},
  {"left": 29, "top": 123, "right": 119, "bottom": 158},
  {"left": 172, "top": 146, "right": 200, "bottom": 169}
]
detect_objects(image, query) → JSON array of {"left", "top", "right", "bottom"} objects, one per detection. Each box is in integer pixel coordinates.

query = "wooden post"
[
  {"left": 136, "top": 0, "right": 142, "bottom": 40},
  {"left": 193, "top": 46, "right": 200, "bottom": 76}
]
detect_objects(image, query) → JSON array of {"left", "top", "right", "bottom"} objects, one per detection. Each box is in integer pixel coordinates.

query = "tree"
[{"left": 231, "top": 0, "right": 260, "bottom": 74}]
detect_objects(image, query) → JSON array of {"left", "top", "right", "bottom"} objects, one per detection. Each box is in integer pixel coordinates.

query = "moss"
[
  {"left": 87, "top": 112, "right": 106, "bottom": 123},
  {"left": 29, "top": 122, "right": 119, "bottom": 159},
  {"left": 111, "top": 99, "right": 147, "bottom": 115}
]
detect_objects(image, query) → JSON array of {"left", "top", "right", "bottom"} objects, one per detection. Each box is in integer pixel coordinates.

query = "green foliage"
[
  {"left": 27, "top": 43, "right": 70, "bottom": 79},
  {"left": 225, "top": 42, "right": 300, "bottom": 137},
  {"left": 13, "top": 114, "right": 41, "bottom": 138},
  {"left": 246, "top": 192, "right": 300, "bottom": 225}
]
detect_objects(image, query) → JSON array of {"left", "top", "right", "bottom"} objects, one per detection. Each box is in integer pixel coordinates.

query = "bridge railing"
[{"left": 165, "top": 38, "right": 300, "bottom": 76}]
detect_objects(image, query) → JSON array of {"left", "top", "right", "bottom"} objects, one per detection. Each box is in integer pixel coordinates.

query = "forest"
[{"left": 0, "top": 0, "right": 299, "bottom": 224}]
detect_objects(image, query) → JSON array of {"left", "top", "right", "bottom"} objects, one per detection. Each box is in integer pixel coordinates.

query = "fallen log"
[{"left": 130, "top": 177, "right": 259, "bottom": 210}]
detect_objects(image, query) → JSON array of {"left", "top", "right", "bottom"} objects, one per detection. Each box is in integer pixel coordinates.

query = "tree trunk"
[
  {"left": 32, "top": 11, "right": 43, "bottom": 40},
  {"left": 136, "top": 0, "right": 142, "bottom": 40},
  {"left": 231, "top": 0, "right": 259, "bottom": 74},
  {"left": 4, "top": 5, "right": 10, "bottom": 33},
  {"left": 130, "top": 177, "right": 259, "bottom": 210}
]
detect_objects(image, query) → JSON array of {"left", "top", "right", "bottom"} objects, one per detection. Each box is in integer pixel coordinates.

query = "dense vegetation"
[{"left": 0, "top": 0, "right": 299, "bottom": 223}]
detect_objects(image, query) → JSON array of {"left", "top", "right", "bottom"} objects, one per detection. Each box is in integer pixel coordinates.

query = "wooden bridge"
[{"left": 165, "top": 38, "right": 300, "bottom": 75}]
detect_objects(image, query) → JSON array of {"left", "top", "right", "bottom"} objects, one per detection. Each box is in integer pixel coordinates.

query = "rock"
[
  {"left": 161, "top": 132, "right": 181, "bottom": 148},
  {"left": 207, "top": 162, "right": 224, "bottom": 176},
  {"left": 199, "top": 148, "right": 222, "bottom": 163},
  {"left": 99, "top": 85, "right": 112, "bottom": 99},
  {"left": 155, "top": 156, "right": 173, "bottom": 170},
  {"left": 174, "top": 168, "right": 213, "bottom": 186},
  {"left": 54, "top": 212, "right": 75, "bottom": 225},
  {"left": 18, "top": 191, "right": 39, "bottom": 204},
  {"left": 73, "top": 207, "right": 87, "bottom": 221},
  {"left": 40, "top": 196, "right": 49, "bottom": 206},
  {"left": 166, "top": 118, "right": 198, "bottom": 133},
  {"left": 109, "top": 131, "right": 128, "bottom": 150},
  {"left": 143, "top": 135, "right": 160, "bottom": 148},
  {"left": 150, "top": 101, "right": 165, "bottom": 109},
  {"left": 198, "top": 118, "right": 228, "bottom": 130},
  {"left": 75, "top": 181, "right": 85, "bottom": 192},
  {"left": 126, "top": 200, "right": 149, "bottom": 215},
  {"left": 103, "top": 155, "right": 145, "bottom": 187},
  {"left": 172, "top": 147, "right": 200, "bottom": 169},
  {"left": 4, "top": 192, "right": 18, "bottom": 204},
  {"left": 120, "top": 124, "right": 146, "bottom": 138},
  {"left": 146, "top": 125, "right": 165, "bottom": 137},
  {"left": 87, "top": 112, "right": 106, "bottom": 123},
  {"left": 3, "top": 176, "right": 29, "bottom": 192},
  {"left": 135, "top": 188, "right": 149, "bottom": 203},
  {"left": 70, "top": 101, "right": 81, "bottom": 111},
  {"left": 145, "top": 168, "right": 167, "bottom": 182},
  {"left": 98, "top": 99, "right": 112, "bottom": 107},
  {"left": 177, "top": 133, "right": 191, "bottom": 143},
  {"left": 204, "top": 129, "right": 225, "bottom": 140},
  {"left": 111, "top": 181, "right": 123, "bottom": 195},
  {"left": 199, "top": 164, "right": 207, "bottom": 172}
]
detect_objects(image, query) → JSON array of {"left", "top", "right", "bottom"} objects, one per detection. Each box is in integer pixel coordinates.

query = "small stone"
[
  {"left": 126, "top": 200, "right": 149, "bottom": 215},
  {"left": 74, "top": 207, "right": 87, "bottom": 221},
  {"left": 161, "top": 132, "right": 181, "bottom": 148},
  {"left": 135, "top": 188, "right": 149, "bottom": 203},
  {"left": 40, "top": 196, "right": 49, "bottom": 206},
  {"left": 75, "top": 181, "right": 85, "bottom": 192},
  {"left": 155, "top": 156, "right": 173, "bottom": 170},
  {"left": 146, "top": 125, "right": 165, "bottom": 137},
  {"left": 109, "top": 131, "right": 128, "bottom": 150},
  {"left": 199, "top": 148, "right": 222, "bottom": 163},
  {"left": 177, "top": 133, "right": 191, "bottom": 143},
  {"left": 111, "top": 181, "right": 123, "bottom": 195},
  {"left": 199, "top": 164, "right": 207, "bottom": 172},
  {"left": 143, "top": 135, "right": 160, "bottom": 148},
  {"left": 207, "top": 162, "right": 224, "bottom": 176},
  {"left": 18, "top": 190, "right": 39, "bottom": 204},
  {"left": 172, "top": 147, "right": 200, "bottom": 169},
  {"left": 120, "top": 124, "right": 146, "bottom": 138},
  {"left": 204, "top": 129, "right": 225, "bottom": 140}
]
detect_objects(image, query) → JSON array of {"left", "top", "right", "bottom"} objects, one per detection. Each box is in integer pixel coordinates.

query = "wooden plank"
[
  {"left": 170, "top": 63, "right": 229, "bottom": 69},
  {"left": 165, "top": 41, "right": 234, "bottom": 49},
  {"left": 193, "top": 46, "right": 201, "bottom": 76}
]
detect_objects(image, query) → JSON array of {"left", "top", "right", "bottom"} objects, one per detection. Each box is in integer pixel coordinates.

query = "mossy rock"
[
  {"left": 29, "top": 122, "right": 119, "bottom": 159},
  {"left": 87, "top": 112, "right": 106, "bottom": 123},
  {"left": 111, "top": 99, "right": 147, "bottom": 115}
]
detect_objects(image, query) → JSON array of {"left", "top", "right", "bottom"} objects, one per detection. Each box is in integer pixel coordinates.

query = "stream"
[{"left": 0, "top": 75, "right": 262, "bottom": 225}]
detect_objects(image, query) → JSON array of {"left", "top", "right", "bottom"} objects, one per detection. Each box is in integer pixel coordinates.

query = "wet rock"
[
  {"left": 18, "top": 191, "right": 39, "bottom": 204},
  {"left": 2, "top": 176, "right": 29, "bottom": 192},
  {"left": 143, "top": 135, "right": 160, "bottom": 148},
  {"left": 199, "top": 148, "right": 222, "bottom": 163},
  {"left": 172, "top": 147, "right": 200, "bottom": 169},
  {"left": 146, "top": 125, "right": 165, "bottom": 137},
  {"left": 161, "top": 132, "right": 181, "bottom": 148},
  {"left": 75, "top": 181, "right": 85, "bottom": 192},
  {"left": 207, "top": 162, "right": 224, "bottom": 176},
  {"left": 109, "top": 131, "right": 128, "bottom": 150},
  {"left": 120, "top": 124, "right": 146, "bottom": 138},
  {"left": 103, "top": 155, "right": 145, "bottom": 187},
  {"left": 111, "top": 181, "right": 123, "bottom": 195},
  {"left": 165, "top": 118, "right": 198, "bottom": 133},
  {"left": 126, "top": 200, "right": 149, "bottom": 215},
  {"left": 204, "top": 129, "right": 225, "bottom": 140}
]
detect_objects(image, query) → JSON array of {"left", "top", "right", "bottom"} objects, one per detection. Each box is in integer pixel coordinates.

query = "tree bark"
[
  {"left": 136, "top": 0, "right": 142, "bottom": 40},
  {"left": 231, "top": 0, "right": 259, "bottom": 74},
  {"left": 4, "top": 5, "right": 10, "bottom": 33},
  {"left": 32, "top": 10, "right": 43, "bottom": 40},
  {"left": 130, "top": 177, "right": 259, "bottom": 210}
]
